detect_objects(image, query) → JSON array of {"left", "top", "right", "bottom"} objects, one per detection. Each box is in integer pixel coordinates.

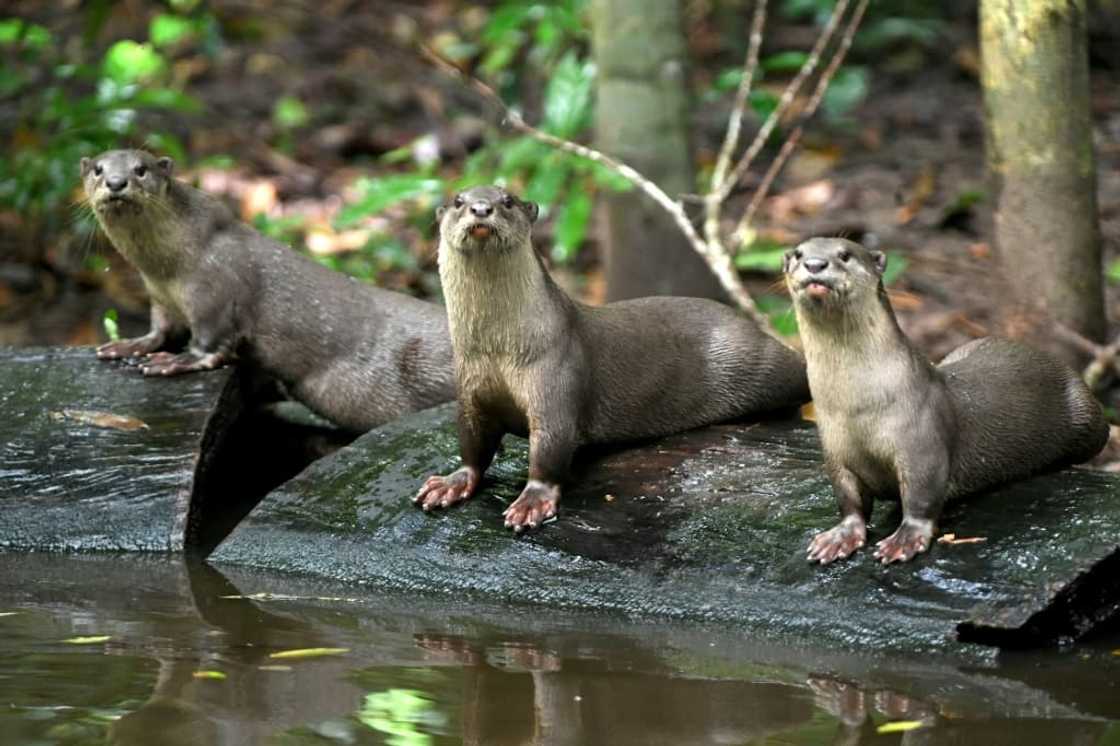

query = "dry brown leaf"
[
  {"left": 967, "top": 242, "right": 991, "bottom": 260},
  {"left": 937, "top": 533, "right": 987, "bottom": 545},
  {"left": 896, "top": 166, "right": 937, "bottom": 225},
  {"left": 241, "top": 180, "right": 279, "bottom": 221},
  {"left": 52, "top": 410, "right": 149, "bottom": 432},
  {"left": 887, "top": 290, "right": 924, "bottom": 311}
]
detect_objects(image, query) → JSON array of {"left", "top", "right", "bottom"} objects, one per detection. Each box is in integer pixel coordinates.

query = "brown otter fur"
[
  {"left": 415, "top": 185, "right": 810, "bottom": 531},
  {"left": 785, "top": 237, "right": 1109, "bottom": 564},
  {"left": 82, "top": 149, "right": 454, "bottom": 432}
]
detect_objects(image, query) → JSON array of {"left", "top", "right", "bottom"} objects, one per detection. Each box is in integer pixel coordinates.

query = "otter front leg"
[
  {"left": 503, "top": 422, "right": 577, "bottom": 533},
  {"left": 415, "top": 407, "right": 503, "bottom": 512},
  {"left": 138, "top": 298, "right": 235, "bottom": 376},
  {"left": 873, "top": 454, "right": 949, "bottom": 564},
  {"left": 97, "top": 304, "right": 182, "bottom": 360},
  {"left": 808, "top": 464, "right": 872, "bottom": 565}
]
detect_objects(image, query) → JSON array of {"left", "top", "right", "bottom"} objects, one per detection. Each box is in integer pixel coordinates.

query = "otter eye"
[
  {"left": 453, "top": 195, "right": 464, "bottom": 208},
  {"left": 93, "top": 164, "right": 103, "bottom": 177},
  {"left": 134, "top": 165, "right": 147, "bottom": 177},
  {"left": 838, "top": 250, "right": 851, "bottom": 263},
  {"left": 793, "top": 249, "right": 803, "bottom": 260},
  {"left": 501, "top": 194, "right": 515, "bottom": 209}
]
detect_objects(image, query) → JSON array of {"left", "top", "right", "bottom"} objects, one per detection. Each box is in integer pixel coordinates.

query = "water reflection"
[{"left": 0, "top": 553, "right": 1116, "bottom": 745}]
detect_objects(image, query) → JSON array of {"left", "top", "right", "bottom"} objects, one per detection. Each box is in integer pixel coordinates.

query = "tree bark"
[
  {"left": 980, "top": 0, "right": 1106, "bottom": 347},
  {"left": 590, "top": 0, "right": 725, "bottom": 302}
]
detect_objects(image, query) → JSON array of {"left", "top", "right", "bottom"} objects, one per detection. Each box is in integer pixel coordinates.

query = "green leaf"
[
  {"left": 524, "top": 153, "right": 570, "bottom": 207},
  {"left": 552, "top": 189, "right": 592, "bottom": 264},
  {"left": 735, "top": 248, "right": 787, "bottom": 273},
  {"left": 542, "top": 51, "right": 594, "bottom": 138},
  {"left": 1107, "top": 259, "right": 1120, "bottom": 285},
  {"left": 102, "top": 309, "right": 120, "bottom": 342},
  {"left": 748, "top": 90, "right": 779, "bottom": 120},
  {"left": 273, "top": 95, "right": 309, "bottom": 129},
  {"left": 756, "top": 294, "right": 799, "bottom": 336},
  {"left": 0, "top": 18, "right": 52, "bottom": 49},
  {"left": 881, "top": 251, "right": 909, "bottom": 286},
  {"left": 762, "top": 50, "right": 809, "bottom": 73},
  {"left": 877, "top": 721, "right": 926, "bottom": 734},
  {"left": 130, "top": 88, "right": 201, "bottom": 112},
  {"left": 149, "top": 14, "right": 195, "bottom": 48},
  {"left": 822, "top": 66, "right": 868, "bottom": 120},
  {"left": 336, "top": 176, "right": 444, "bottom": 228},
  {"left": 102, "top": 40, "right": 166, "bottom": 84},
  {"left": 497, "top": 136, "right": 547, "bottom": 177}
]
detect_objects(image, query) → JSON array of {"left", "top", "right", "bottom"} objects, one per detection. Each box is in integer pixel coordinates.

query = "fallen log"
[
  {"left": 0, "top": 347, "right": 351, "bottom": 552},
  {"left": 211, "top": 403, "right": 1120, "bottom": 653}
]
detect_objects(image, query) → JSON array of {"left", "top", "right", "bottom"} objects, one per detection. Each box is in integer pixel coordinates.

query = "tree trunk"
[
  {"left": 980, "top": 0, "right": 1105, "bottom": 348},
  {"left": 590, "top": 0, "right": 725, "bottom": 302}
]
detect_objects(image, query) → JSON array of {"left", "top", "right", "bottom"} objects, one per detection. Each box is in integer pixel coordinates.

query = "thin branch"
[
  {"left": 1052, "top": 322, "right": 1120, "bottom": 390},
  {"left": 716, "top": 0, "right": 850, "bottom": 205},
  {"left": 420, "top": 46, "right": 773, "bottom": 332},
  {"left": 733, "top": 0, "right": 869, "bottom": 243},
  {"left": 704, "top": 0, "right": 768, "bottom": 248}
]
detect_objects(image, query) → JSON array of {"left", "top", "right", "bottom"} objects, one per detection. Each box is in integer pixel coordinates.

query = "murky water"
[{"left": 1, "top": 553, "right": 1118, "bottom": 746}]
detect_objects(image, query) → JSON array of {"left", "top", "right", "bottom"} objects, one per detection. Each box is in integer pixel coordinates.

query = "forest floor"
[{"left": 5, "top": 3, "right": 1120, "bottom": 465}]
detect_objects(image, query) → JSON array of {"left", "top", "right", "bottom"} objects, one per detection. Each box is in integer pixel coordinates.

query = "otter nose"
[
  {"left": 106, "top": 176, "right": 127, "bottom": 193},
  {"left": 804, "top": 257, "right": 829, "bottom": 274},
  {"left": 470, "top": 201, "right": 493, "bottom": 218}
]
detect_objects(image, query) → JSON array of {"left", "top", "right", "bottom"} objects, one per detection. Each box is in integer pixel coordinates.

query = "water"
[{"left": 1, "top": 553, "right": 1118, "bottom": 746}]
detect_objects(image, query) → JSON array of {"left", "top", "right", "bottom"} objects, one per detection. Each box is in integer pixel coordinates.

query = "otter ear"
[
  {"left": 782, "top": 249, "right": 796, "bottom": 274},
  {"left": 522, "top": 201, "right": 539, "bottom": 224},
  {"left": 156, "top": 156, "right": 174, "bottom": 175},
  {"left": 435, "top": 205, "right": 446, "bottom": 222},
  {"left": 869, "top": 250, "right": 887, "bottom": 276},
  {"left": 80, "top": 157, "right": 91, "bottom": 177}
]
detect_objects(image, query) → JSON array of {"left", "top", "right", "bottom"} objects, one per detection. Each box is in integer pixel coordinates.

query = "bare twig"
[
  {"left": 1052, "top": 322, "right": 1120, "bottom": 389},
  {"left": 733, "top": 0, "right": 869, "bottom": 243},
  {"left": 716, "top": 0, "right": 851, "bottom": 204},
  {"left": 705, "top": 0, "right": 768, "bottom": 248},
  {"left": 420, "top": 46, "right": 772, "bottom": 331}
]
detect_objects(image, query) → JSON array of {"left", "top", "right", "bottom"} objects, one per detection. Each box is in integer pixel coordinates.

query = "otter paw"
[
  {"left": 414, "top": 467, "right": 479, "bottom": 511},
  {"left": 96, "top": 336, "right": 161, "bottom": 360},
  {"left": 503, "top": 480, "right": 560, "bottom": 533},
  {"left": 807, "top": 516, "right": 866, "bottom": 565},
  {"left": 139, "top": 351, "right": 224, "bottom": 377},
  {"left": 873, "top": 519, "right": 934, "bottom": 564}
]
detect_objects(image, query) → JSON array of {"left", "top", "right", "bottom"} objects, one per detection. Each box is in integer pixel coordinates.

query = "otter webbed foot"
[
  {"left": 138, "top": 351, "right": 226, "bottom": 376},
  {"left": 97, "top": 334, "right": 163, "bottom": 360},
  {"left": 414, "top": 467, "right": 479, "bottom": 511},
  {"left": 503, "top": 480, "right": 560, "bottom": 533},
  {"left": 873, "top": 518, "right": 934, "bottom": 564},
  {"left": 807, "top": 515, "right": 867, "bottom": 565}
]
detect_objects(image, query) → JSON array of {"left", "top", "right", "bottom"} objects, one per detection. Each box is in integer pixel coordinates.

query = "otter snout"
[
  {"left": 469, "top": 200, "right": 494, "bottom": 218},
  {"left": 803, "top": 257, "right": 828, "bottom": 274}
]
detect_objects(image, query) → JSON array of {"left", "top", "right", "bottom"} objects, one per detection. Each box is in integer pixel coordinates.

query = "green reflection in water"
[{"left": 357, "top": 688, "right": 443, "bottom": 746}]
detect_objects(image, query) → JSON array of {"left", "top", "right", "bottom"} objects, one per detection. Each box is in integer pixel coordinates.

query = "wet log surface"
[
  {"left": 0, "top": 347, "right": 352, "bottom": 553},
  {"left": 212, "top": 403, "right": 1120, "bottom": 655}
]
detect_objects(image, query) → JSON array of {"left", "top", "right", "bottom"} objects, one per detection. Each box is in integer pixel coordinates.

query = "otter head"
[
  {"left": 783, "top": 237, "right": 886, "bottom": 317},
  {"left": 80, "top": 150, "right": 174, "bottom": 220},
  {"left": 437, "top": 185, "right": 539, "bottom": 256}
]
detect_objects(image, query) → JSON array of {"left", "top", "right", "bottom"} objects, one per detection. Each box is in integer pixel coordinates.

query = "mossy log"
[
  {"left": 0, "top": 347, "right": 351, "bottom": 553},
  {"left": 211, "top": 404, "right": 1120, "bottom": 653}
]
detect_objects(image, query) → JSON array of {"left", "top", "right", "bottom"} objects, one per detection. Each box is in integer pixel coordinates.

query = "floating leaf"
[
  {"left": 268, "top": 647, "right": 349, "bottom": 660},
  {"left": 877, "top": 721, "right": 926, "bottom": 734},
  {"left": 103, "top": 41, "right": 166, "bottom": 84},
  {"left": 52, "top": 410, "right": 149, "bottom": 432},
  {"left": 63, "top": 636, "right": 111, "bottom": 645},
  {"left": 0, "top": 612, "right": 20, "bottom": 618},
  {"left": 192, "top": 670, "right": 227, "bottom": 680},
  {"left": 258, "top": 665, "right": 292, "bottom": 671},
  {"left": 102, "top": 309, "right": 120, "bottom": 342}
]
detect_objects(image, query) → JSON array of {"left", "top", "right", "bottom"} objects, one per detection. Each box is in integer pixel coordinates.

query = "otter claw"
[{"left": 415, "top": 467, "right": 479, "bottom": 512}]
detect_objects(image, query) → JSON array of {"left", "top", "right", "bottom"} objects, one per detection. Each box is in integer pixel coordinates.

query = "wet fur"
[
  {"left": 83, "top": 149, "right": 454, "bottom": 431},
  {"left": 787, "top": 237, "right": 1109, "bottom": 562}
]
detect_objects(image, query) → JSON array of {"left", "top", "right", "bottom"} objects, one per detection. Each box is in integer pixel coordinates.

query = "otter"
[
  {"left": 414, "top": 185, "right": 810, "bottom": 531},
  {"left": 81, "top": 149, "right": 454, "bottom": 432},
  {"left": 785, "top": 237, "right": 1109, "bottom": 564}
]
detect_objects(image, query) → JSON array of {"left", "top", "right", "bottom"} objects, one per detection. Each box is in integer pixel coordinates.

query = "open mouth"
[
  {"left": 468, "top": 223, "right": 493, "bottom": 240},
  {"left": 800, "top": 278, "right": 834, "bottom": 298}
]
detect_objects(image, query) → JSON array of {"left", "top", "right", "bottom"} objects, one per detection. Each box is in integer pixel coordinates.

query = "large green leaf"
[
  {"left": 761, "top": 51, "right": 809, "bottom": 73},
  {"left": 542, "top": 51, "right": 594, "bottom": 138},
  {"left": 552, "top": 189, "right": 592, "bottom": 264},
  {"left": 149, "top": 14, "right": 196, "bottom": 48},
  {"left": 822, "top": 66, "right": 868, "bottom": 120},
  {"left": 102, "top": 40, "right": 166, "bottom": 84},
  {"left": 336, "top": 176, "right": 444, "bottom": 228}
]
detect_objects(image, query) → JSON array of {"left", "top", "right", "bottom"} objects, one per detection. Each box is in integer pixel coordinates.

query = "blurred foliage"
[
  {"left": 345, "top": 0, "right": 631, "bottom": 266},
  {"left": 0, "top": 6, "right": 213, "bottom": 230},
  {"left": 357, "top": 688, "right": 443, "bottom": 746}
]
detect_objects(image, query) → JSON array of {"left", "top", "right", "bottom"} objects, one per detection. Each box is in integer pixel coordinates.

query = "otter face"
[
  {"left": 80, "top": 150, "right": 173, "bottom": 218},
  {"left": 437, "top": 185, "right": 539, "bottom": 255},
  {"left": 783, "top": 237, "right": 886, "bottom": 314}
]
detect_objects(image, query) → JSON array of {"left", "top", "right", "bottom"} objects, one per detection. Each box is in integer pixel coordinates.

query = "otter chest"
[{"left": 457, "top": 355, "right": 532, "bottom": 435}]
